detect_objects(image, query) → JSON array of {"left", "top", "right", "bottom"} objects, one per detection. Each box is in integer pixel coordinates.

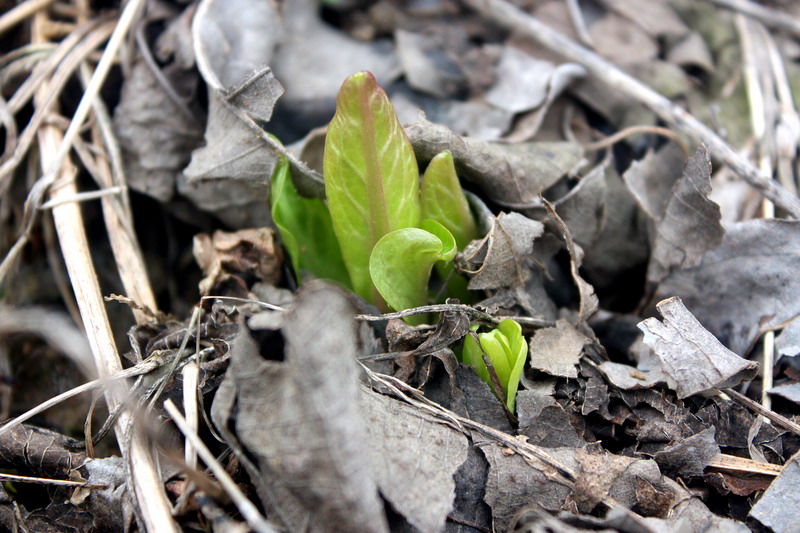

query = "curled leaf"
[{"left": 369, "top": 220, "right": 456, "bottom": 324}]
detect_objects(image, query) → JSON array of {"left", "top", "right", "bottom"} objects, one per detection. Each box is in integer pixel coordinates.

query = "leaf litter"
[{"left": 4, "top": 0, "right": 800, "bottom": 531}]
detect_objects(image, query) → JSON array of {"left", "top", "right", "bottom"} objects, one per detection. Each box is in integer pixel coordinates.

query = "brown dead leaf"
[
  {"left": 460, "top": 212, "right": 544, "bottom": 290},
  {"left": 638, "top": 297, "right": 758, "bottom": 398},
  {"left": 193, "top": 228, "right": 283, "bottom": 296}
]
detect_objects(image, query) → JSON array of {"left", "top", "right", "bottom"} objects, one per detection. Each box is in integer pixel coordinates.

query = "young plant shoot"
[
  {"left": 461, "top": 319, "right": 528, "bottom": 412},
  {"left": 272, "top": 71, "right": 477, "bottom": 323},
  {"left": 322, "top": 71, "right": 474, "bottom": 321}
]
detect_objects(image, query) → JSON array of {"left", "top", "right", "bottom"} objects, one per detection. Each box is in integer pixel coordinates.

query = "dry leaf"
[
  {"left": 654, "top": 219, "right": 800, "bottom": 355},
  {"left": 361, "top": 389, "right": 469, "bottom": 533},
  {"left": 653, "top": 427, "right": 719, "bottom": 478},
  {"left": 460, "top": 212, "right": 544, "bottom": 290},
  {"left": 749, "top": 450, "right": 800, "bottom": 531},
  {"left": 639, "top": 146, "right": 724, "bottom": 284},
  {"left": 407, "top": 116, "right": 583, "bottom": 207},
  {"left": 638, "top": 297, "right": 758, "bottom": 398},
  {"left": 529, "top": 319, "right": 590, "bottom": 379},
  {"left": 192, "top": 228, "right": 283, "bottom": 296},
  {"left": 210, "top": 283, "right": 388, "bottom": 532}
]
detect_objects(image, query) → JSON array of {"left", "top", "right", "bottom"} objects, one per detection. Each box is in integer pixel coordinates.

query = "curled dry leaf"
[
  {"left": 192, "top": 228, "right": 283, "bottom": 296},
  {"left": 460, "top": 212, "right": 544, "bottom": 290},
  {"left": 185, "top": 0, "right": 284, "bottom": 226},
  {"left": 627, "top": 145, "right": 724, "bottom": 284},
  {"left": 637, "top": 297, "right": 758, "bottom": 398},
  {"left": 544, "top": 200, "right": 599, "bottom": 323}
]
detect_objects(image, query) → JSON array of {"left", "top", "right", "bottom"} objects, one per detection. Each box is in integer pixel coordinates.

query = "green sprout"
[
  {"left": 460, "top": 319, "right": 528, "bottom": 412},
  {"left": 271, "top": 71, "right": 478, "bottom": 323}
]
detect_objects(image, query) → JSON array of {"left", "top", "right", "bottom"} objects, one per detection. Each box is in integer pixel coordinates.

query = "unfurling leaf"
[
  {"left": 324, "top": 71, "right": 420, "bottom": 305},
  {"left": 461, "top": 319, "right": 528, "bottom": 411},
  {"left": 270, "top": 157, "right": 351, "bottom": 287},
  {"left": 369, "top": 220, "right": 456, "bottom": 325}
]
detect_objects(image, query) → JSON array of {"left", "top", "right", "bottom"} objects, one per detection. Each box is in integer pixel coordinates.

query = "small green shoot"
[{"left": 461, "top": 319, "right": 528, "bottom": 412}]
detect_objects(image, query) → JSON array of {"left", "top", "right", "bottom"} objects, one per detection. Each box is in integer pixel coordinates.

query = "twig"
[
  {"left": 708, "top": 453, "right": 782, "bottom": 476},
  {"left": 722, "top": 388, "right": 800, "bottom": 436},
  {"left": 737, "top": 14, "right": 776, "bottom": 415},
  {"left": 182, "top": 362, "right": 200, "bottom": 470},
  {"left": 0, "top": 0, "right": 54, "bottom": 37},
  {"left": 0, "top": 472, "right": 106, "bottom": 489},
  {"left": 355, "top": 303, "right": 554, "bottom": 327},
  {"left": 0, "top": 21, "right": 115, "bottom": 284},
  {"left": 78, "top": 60, "right": 159, "bottom": 323},
  {"left": 585, "top": 124, "right": 689, "bottom": 160},
  {"left": 461, "top": 0, "right": 800, "bottom": 218},
  {"left": 703, "top": 0, "right": 800, "bottom": 38},
  {"left": 164, "top": 400, "right": 279, "bottom": 533}
]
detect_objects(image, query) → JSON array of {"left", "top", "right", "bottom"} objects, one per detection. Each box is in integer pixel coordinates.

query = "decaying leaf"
[
  {"left": 482, "top": 445, "right": 575, "bottom": 531},
  {"left": 192, "top": 228, "right": 283, "bottom": 296},
  {"left": 630, "top": 145, "right": 725, "bottom": 284},
  {"left": 775, "top": 318, "right": 800, "bottom": 358},
  {"left": 271, "top": 0, "right": 400, "bottom": 137},
  {"left": 210, "top": 283, "right": 388, "bottom": 532},
  {"left": 653, "top": 427, "right": 719, "bottom": 478},
  {"left": 485, "top": 47, "right": 558, "bottom": 114},
  {"left": 638, "top": 297, "right": 758, "bottom": 398},
  {"left": 183, "top": 71, "right": 283, "bottom": 183},
  {"left": 654, "top": 219, "right": 800, "bottom": 355},
  {"left": 529, "top": 319, "right": 590, "bottom": 379},
  {"left": 749, "top": 450, "right": 800, "bottom": 531},
  {"left": 361, "top": 389, "right": 468, "bottom": 533},
  {"left": 460, "top": 212, "right": 544, "bottom": 290},
  {"left": 185, "top": 0, "right": 284, "bottom": 226},
  {"left": 394, "top": 29, "right": 468, "bottom": 99},
  {"left": 544, "top": 200, "right": 599, "bottom": 323},
  {"left": 113, "top": 6, "right": 203, "bottom": 202},
  {"left": 406, "top": 116, "right": 583, "bottom": 206}
]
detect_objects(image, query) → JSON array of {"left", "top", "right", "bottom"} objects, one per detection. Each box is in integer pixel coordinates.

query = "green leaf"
[
  {"left": 420, "top": 151, "right": 478, "bottom": 251},
  {"left": 270, "top": 157, "right": 351, "bottom": 288},
  {"left": 458, "top": 319, "right": 528, "bottom": 412},
  {"left": 369, "top": 220, "right": 456, "bottom": 325},
  {"left": 323, "top": 71, "right": 420, "bottom": 305}
]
